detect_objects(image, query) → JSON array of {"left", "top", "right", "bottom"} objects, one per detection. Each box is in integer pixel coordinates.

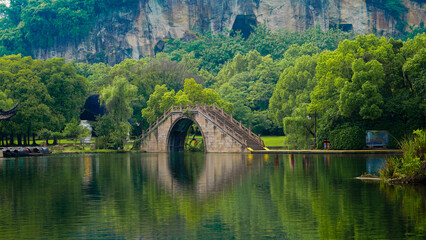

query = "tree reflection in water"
[{"left": 0, "top": 153, "right": 424, "bottom": 239}]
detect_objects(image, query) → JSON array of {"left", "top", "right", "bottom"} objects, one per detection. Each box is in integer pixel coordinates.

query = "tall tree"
[{"left": 96, "top": 76, "right": 137, "bottom": 149}]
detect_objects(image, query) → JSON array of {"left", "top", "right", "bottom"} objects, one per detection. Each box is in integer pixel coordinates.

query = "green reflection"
[{"left": 0, "top": 153, "right": 424, "bottom": 239}]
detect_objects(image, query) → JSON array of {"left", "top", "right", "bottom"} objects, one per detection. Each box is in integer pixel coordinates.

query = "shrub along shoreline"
[{"left": 380, "top": 129, "right": 426, "bottom": 184}]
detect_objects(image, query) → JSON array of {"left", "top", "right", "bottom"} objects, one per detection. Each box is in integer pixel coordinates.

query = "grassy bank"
[
  {"left": 380, "top": 129, "right": 426, "bottom": 184},
  {"left": 261, "top": 136, "right": 285, "bottom": 147}
]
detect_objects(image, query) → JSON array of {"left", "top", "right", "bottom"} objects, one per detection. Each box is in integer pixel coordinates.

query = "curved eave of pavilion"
[{"left": 0, "top": 102, "right": 18, "bottom": 120}]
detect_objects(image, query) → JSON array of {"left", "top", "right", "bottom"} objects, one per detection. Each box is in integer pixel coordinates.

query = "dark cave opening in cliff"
[
  {"left": 330, "top": 22, "right": 353, "bottom": 32},
  {"left": 154, "top": 39, "right": 166, "bottom": 54},
  {"left": 339, "top": 24, "right": 353, "bottom": 32},
  {"left": 231, "top": 15, "right": 258, "bottom": 40}
]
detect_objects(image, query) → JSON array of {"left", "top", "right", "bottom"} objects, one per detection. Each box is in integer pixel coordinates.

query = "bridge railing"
[
  {"left": 139, "top": 107, "right": 173, "bottom": 140},
  {"left": 201, "top": 107, "right": 245, "bottom": 144},
  {"left": 198, "top": 104, "right": 263, "bottom": 146},
  {"left": 139, "top": 104, "right": 263, "bottom": 147},
  {"left": 207, "top": 104, "right": 263, "bottom": 146}
]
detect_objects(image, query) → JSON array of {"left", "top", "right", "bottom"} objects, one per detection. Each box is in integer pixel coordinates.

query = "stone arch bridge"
[{"left": 139, "top": 104, "right": 265, "bottom": 153}]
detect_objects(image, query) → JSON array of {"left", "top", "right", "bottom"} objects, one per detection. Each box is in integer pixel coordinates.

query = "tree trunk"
[
  {"left": 17, "top": 134, "right": 22, "bottom": 146},
  {"left": 32, "top": 134, "right": 36, "bottom": 146},
  {"left": 27, "top": 124, "right": 31, "bottom": 146},
  {"left": 45, "top": 137, "right": 49, "bottom": 146},
  {"left": 53, "top": 136, "right": 58, "bottom": 145},
  {"left": 9, "top": 134, "right": 14, "bottom": 146}
]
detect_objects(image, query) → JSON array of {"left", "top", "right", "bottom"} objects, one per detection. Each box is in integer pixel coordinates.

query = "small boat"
[{"left": 2, "top": 147, "right": 52, "bottom": 158}]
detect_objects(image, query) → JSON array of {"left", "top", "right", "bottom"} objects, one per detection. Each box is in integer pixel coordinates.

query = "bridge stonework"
[{"left": 139, "top": 105, "right": 265, "bottom": 153}]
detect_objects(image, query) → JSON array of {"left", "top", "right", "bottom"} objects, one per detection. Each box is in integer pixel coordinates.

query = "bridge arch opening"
[{"left": 167, "top": 117, "right": 205, "bottom": 152}]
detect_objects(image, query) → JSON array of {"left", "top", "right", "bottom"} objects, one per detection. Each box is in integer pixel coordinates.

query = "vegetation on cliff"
[
  {"left": 1, "top": 0, "right": 425, "bottom": 58},
  {"left": 366, "top": 0, "right": 408, "bottom": 19},
  {"left": 0, "top": 0, "right": 139, "bottom": 55}
]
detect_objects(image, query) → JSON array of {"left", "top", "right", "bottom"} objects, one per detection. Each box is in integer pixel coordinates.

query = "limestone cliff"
[{"left": 32, "top": 0, "right": 426, "bottom": 65}]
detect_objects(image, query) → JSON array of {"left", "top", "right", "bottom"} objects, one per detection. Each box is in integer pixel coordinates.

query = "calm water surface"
[{"left": 0, "top": 153, "right": 425, "bottom": 239}]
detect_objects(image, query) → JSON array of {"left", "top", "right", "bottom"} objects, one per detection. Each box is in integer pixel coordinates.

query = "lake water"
[{"left": 0, "top": 153, "right": 425, "bottom": 239}]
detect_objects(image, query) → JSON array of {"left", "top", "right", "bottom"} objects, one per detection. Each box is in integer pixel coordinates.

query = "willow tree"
[{"left": 96, "top": 76, "right": 137, "bottom": 149}]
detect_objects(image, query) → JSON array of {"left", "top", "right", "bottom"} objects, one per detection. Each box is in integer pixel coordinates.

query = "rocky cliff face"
[{"left": 32, "top": 0, "right": 426, "bottom": 65}]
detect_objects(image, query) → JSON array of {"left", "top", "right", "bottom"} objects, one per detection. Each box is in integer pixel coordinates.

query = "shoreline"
[
  {"left": 252, "top": 149, "right": 402, "bottom": 154},
  {"left": 2, "top": 147, "right": 401, "bottom": 156}
]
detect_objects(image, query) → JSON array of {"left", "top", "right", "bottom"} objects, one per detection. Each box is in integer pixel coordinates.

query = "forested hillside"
[
  {"left": 0, "top": 1, "right": 425, "bottom": 149},
  {"left": 0, "top": 25, "right": 424, "bottom": 149}
]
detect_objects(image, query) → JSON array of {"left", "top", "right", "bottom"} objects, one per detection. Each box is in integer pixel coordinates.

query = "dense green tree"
[
  {"left": 63, "top": 119, "right": 88, "bottom": 146},
  {"left": 101, "top": 76, "right": 137, "bottom": 122},
  {"left": 309, "top": 34, "right": 425, "bottom": 149},
  {"left": 215, "top": 50, "right": 283, "bottom": 134},
  {"left": 269, "top": 53, "right": 319, "bottom": 148},
  {"left": 96, "top": 76, "right": 137, "bottom": 149},
  {"left": 163, "top": 25, "right": 356, "bottom": 75},
  {"left": 338, "top": 59, "right": 385, "bottom": 120},
  {"left": 0, "top": 54, "right": 88, "bottom": 146},
  {"left": 164, "top": 31, "right": 247, "bottom": 74},
  {"left": 142, "top": 78, "right": 233, "bottom": 124},
  {"left": 37, "top": 128, "right": 52, "bottom": 145},
  {"left": 95, "top": 114, "right": 129, "bottom": 149},
  {"left": 141, "top": 84, "right": 170, "bottom": 124},
  {"left": 0, "top": 90, "right": 14, "bottom": 109},
  {"left": 39, "top": 58, "right": 89, "bottom": 124},
  {"left": 267, "top": 33, "right": 425, "bottom": 149},
  {"left": 73, "top": 62, "right": 112, "bottom": 92},
  {"left": 269, "top": 53, "right": 319, "bottom": 128}
]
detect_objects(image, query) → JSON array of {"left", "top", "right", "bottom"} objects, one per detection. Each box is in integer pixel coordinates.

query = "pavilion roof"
[{"left": 0, "top": 102, "right": 18, "bottom": 120}]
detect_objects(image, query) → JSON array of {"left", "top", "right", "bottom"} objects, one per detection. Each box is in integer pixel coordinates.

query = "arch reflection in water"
[
  {"left": 142, "top": 153, "right": 264, "bottom": 196},
  {"left": 168, "top": 118, "right": 205, "bottom": 152}
]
